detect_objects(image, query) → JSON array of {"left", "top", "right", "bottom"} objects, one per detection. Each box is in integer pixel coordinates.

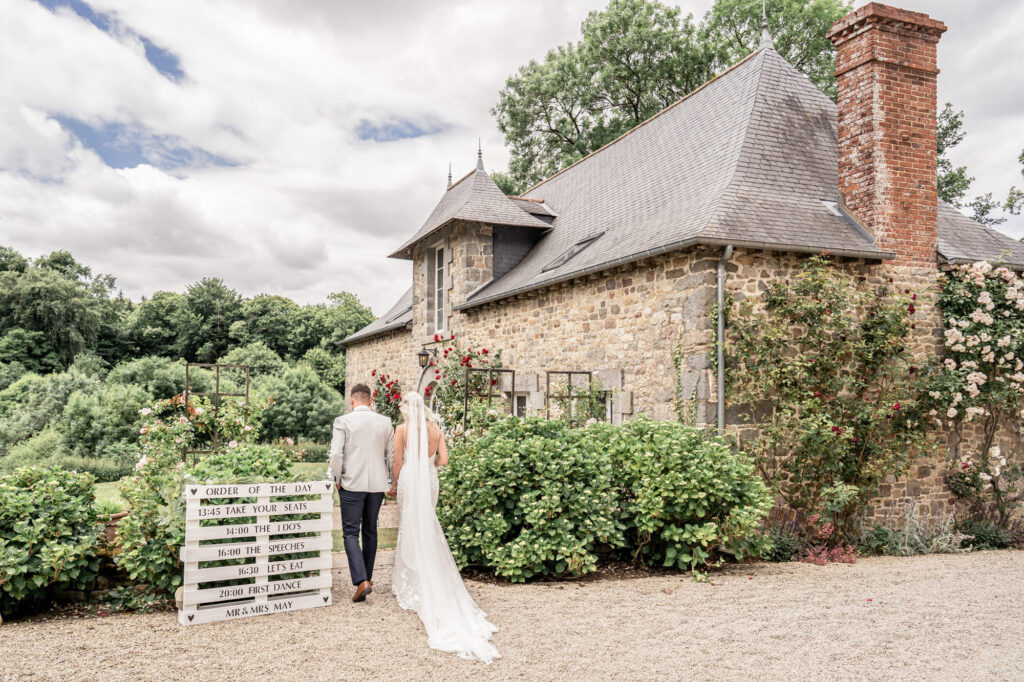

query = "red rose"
[
  {"left": 372, "top": 390, "right": 378, "bottom": 397},
  {"left": 907, "top": 304, "right": 916, "bottom": 314},
  {"left": 450, "top": 332, "right": 455, "bottom": 339},
  {"left": 893, "top": 402, "right": 901, "bottom": 411},
  {"left": 813, "top": 391, "right": 822, "bottom": 398},
  {"left": 433, "top": 334, "right": 439, "bottom": 342},
  {"left": 371, "top": 369, "right": 376, "bottom": 376},
  {"left": 482, "top": 349, "right": 488, "bottom": 354}
]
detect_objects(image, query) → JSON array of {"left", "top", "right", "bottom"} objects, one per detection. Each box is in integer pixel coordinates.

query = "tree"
[
  {"left": 229, "top": 294, "right": 300, "bottom": 358},
  {"left": 936, "top": 103, "right": 1023, "bottom": 226},
  {"left": 301, "top": 346, "right": 346, "bottom": 392},
  {"left": 257, "top": 364, "right": 345, "bottom": 442},
  {"left": 0, "top": 246, "right": 28, "bottom": 274},
  {"left": 130, "top": 291, "right": 195, "bottom": 358},
  {"left": 703, "top": 0, "right": 851, "bottom": 100},
  {"left": 937, "top": 103, "right": 972, "bottom": 206},
  {"left": 217, "top": 342, "right": 287, "bottom": 383},
  {"left": 493, "top": 0, "right": 849, "bottom": 190},
  {"left": 182, "top": 278, "right": 243, "bottom": 362}
]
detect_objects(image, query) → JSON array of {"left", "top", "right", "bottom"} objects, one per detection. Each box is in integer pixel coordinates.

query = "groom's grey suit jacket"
[{"left": 328, "top": 405, "right": 395, "bottom": 493}]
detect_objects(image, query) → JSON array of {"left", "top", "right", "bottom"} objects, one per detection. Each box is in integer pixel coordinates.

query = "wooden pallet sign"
[{"left": 178, "top": 480, "right": 335, "bottom": 626}]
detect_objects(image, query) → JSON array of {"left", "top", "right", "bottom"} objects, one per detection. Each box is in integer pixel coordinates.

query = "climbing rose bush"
[
  {"left": 369, "top": 370, "right": 402, "bottom": 426},
  {"left": 726, "top": 255, "right": 934, "bottom": 538},
  {"left": 424, "top": 334, "right": 504, "bottom": 435},
  {"left": 918, "top": 261, "right": 1024, "bottom": 527}
]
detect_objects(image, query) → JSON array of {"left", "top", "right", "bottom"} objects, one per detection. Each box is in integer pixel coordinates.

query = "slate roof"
[
  {"left": 936, "top": 202, "right": 1024, "bottom": 268},
  {"left": 341, "top": 286, "right": 412, "bottom": 344},
  {"left": 458, "top": 47, "right": 891, "bottom": 309},
  {"left": 389, "top": 156, "right": 551, "bottom": 260},
  {"left": 346, "top": 43, "right": 1024, "bottom": 343}
]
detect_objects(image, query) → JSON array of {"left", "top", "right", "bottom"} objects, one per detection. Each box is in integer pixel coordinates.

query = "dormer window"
[{"left": 541, "top": 232, "right": 604, "bottom": 273}]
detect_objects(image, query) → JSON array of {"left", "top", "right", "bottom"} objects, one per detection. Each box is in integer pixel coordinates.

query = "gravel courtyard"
[{"left": 2, "top": 550, "right": 1022, "bottom": 681}]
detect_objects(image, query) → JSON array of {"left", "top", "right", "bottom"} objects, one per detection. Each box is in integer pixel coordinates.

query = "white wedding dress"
[{"left": 391, "top": 397, "right": 500, "bottom": 663}]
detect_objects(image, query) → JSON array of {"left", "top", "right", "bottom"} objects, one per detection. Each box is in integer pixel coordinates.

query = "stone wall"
[
  {"left": 342, "top": 326, "right": 418, "bottom": 399},
  {"left": 345, "top": 238, "right": 1016, "bottom": 523}
]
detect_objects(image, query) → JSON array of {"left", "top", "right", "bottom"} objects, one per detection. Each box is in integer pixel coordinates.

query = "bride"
[{"left": 387, "top": 391, "right": 500, "bottom": 663}]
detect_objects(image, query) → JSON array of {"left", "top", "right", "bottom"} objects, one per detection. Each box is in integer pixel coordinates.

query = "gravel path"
[{"left": 2, "top": 551, "right": 1022, "bottom": 681}]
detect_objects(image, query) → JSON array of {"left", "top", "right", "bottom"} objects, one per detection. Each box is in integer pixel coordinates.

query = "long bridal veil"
[{"left": 391, "top": 392, "right": 500, "bottom": 664}]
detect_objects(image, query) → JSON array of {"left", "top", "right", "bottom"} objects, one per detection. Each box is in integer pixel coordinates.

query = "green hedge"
[
  {"left": 0, "top": 467, "right": 102, "bottom": 616},
  {"left": 116, "top": 444, "right": 298, "bottom": 596},
  {"left": 438, "top": 417, "right": 772, "bottom": 581}
]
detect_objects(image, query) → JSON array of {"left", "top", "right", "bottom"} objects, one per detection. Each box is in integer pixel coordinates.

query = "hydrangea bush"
[
  {"left": 437, "top": 417, "right": 771, "bottom": 581},
  {"left": 919, "top": 261, "right": 1024, "bottom": 528}
]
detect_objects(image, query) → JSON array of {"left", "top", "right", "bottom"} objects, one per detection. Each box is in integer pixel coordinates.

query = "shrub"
[
  {"left": 217, "top": 342, "right": 286, "bottom": 384},
  {"left": 0, "top": 360, "right": 25, "bottom": 391},
  {"left": 859, "top": 499, "right": 972, "bottom": 556},
  {"left": 439, "top": 418, "right": 621, "bottom": 581},
  {"left": 369, "top": 370, "right": 403, "bottom": 427},
  {"left": 0, "top": 370, "right": 99, "bottom": 453},
  {"left": 107, "top": 356, "right": 216, "bottom": 399},
  {"left": 424, "top": 336, "right": 504, "bottom": 433},
  {"left": 258, "top": 364, "right": 345, "bottom": 441},
  {"left": 0, "top": 467, "right": 102, "bottom": 616},
  {"left": 763, "top": 528, "right": 800, "bottom": 562},
  {"left": 1, "top": 428, "right": 62, "bottom": 471},
  {"left": 116, "top": 444, "right": 296, "bottom": 596},
  {"left": 281, "top": 441, "right": 330, "bottom": 463},
  {"left": 727, "top": 255, "right": 934, "bottom": 538},
  {"left": 438, "top": 417, "right": 771, "bottom": 581},
  {"left": 59, "top": 383, "right": 150, "bottom": 457},
  {"left": 956, "top": 518, "right": 1012, "bottom": 550},
  {"left": 608, "top": 419, "right": 773, "bottom": 571}
]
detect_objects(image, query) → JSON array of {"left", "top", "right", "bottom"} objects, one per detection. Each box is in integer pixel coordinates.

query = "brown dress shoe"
[{"left": 352, "top": 580, "right": 373, "bottom": 602}]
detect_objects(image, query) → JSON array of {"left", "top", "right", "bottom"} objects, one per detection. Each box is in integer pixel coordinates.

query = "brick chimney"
[{"left": 828, "top": 3, "right": 947, "bottom": 269}]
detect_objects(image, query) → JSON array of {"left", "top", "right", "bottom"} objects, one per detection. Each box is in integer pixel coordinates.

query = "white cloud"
[{"left": 0, "top": 0, "right": 1020, "bottom": 319}]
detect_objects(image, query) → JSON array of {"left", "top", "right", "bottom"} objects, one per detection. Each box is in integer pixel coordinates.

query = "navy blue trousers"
[{"left": 338, "top": 488, "right": 385, "bottom": 586}]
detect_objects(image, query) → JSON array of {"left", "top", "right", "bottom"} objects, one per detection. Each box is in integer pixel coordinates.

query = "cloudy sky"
[{"left": 1, "top": 0, "right": 1022, "bottom": 315}]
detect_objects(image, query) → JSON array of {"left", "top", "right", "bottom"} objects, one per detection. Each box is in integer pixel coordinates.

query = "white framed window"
[{"left": 430, "top": 243, "right": 447, "bottom": 332}]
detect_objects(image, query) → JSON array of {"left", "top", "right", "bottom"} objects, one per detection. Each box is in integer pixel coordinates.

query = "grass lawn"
[
  {"left": 94, "top": 480, "right": 126, "bottom": 509},
  {"left": 93, "top": 460, "right": 332, "bottom": 513},
  {"left": 333, "top": 526, "right": 397, "bottom": 552}
]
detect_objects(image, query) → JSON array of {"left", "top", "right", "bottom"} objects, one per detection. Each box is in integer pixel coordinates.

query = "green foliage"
[
  {"left": 726, "top": 256, "right": 933, "bottom": 537},
  {"left": 107, "top": 355, "right": 214, "bottom": 399},
  {"left": 59, "top": 383, "right": 150, "bottom": 457},
  {"left": 955, "top": 518, "right": 1012, "bottom": 550},
  {"left": 217, "top": 341, "right": 286, "bottom": 383},
  {"left": 917, "top": 262, "right": 1024, "bottom": 528},
  {"left": 937, "top": 102, "right": 973, "bottom": 207},
  {"left": 438, "top": 418, "right": 622, "bottom": 581},
  {"left": 493, "top": 0, "right": 848, "bottom": 189},
  {"left": 424, "top": 335, "right": 503, "bottom": 433},
  {"left": 0, "top": 369, "right": 100, "bottom": 454},
  {"left": 438, "top": 417, "right": 770, "bottom": 581},
  {"left": 181, "top": 278, "right": 243, "bottom": 363},
  {"left": 0, "top": 467, "right": 102, "bottom": 616},
  {"left": 258, "top": 364, "right": 345, "bottom": 442},
  {"left": 763, "top": 528, "right": 799, "bottom": 562},
  {"left": 608, "top": 419, "right": 772, "bottom": 569},
  {"left": 130, "top": 291, "right": 194, "bottom": 359},
  {"left": 0, "top": 361, "right": 26, "bottom": 392},
  {"left": 301, "top": 347, "right": 346, "bottom": 392},
  {"left": 703, "top": 0, "right": 851, "bottom": 100},
  {"left": 116, "top": 443, "right": 296, "bottom": 596},
  {"left": 229, "top": 294, "right": 301, "bottom": 358}
]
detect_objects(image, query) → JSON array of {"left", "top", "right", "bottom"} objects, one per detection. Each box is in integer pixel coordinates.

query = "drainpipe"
[{"left": 716, "top": 245, "right": 734, "bottom": 434}]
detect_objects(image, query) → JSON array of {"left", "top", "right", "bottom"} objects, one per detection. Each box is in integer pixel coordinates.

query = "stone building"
[{"left": 342, "top": 4, "right": 1023, "bottom": 513}]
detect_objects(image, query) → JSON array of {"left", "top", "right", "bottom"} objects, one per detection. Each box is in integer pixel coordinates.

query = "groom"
[{"left": 328, "top": 382, "right": 395, "bottom": 602}]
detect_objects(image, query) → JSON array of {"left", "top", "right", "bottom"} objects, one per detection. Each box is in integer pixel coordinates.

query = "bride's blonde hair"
[{"left": 399, "top": 391, "right": 441, "bottom": 426}]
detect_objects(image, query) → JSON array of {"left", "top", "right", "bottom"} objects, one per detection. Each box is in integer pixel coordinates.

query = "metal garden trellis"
[
  {"left": 182, "top": 362, "right": 250, "bottom": 463},
  {"left": 545, "top": 370, "right": 613, "bottom": 423},
  {"left": 461, "top": 366, "right": 516, "bottom": 431}
]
